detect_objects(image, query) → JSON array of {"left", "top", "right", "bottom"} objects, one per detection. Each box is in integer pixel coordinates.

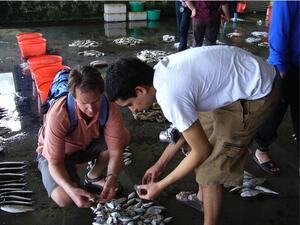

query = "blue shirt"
[{"left": 268, "top": 1, "right": 300, "bottom": 72}]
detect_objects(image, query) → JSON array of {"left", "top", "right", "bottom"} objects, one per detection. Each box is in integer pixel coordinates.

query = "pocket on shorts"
[{"left": 223, "top": 142, "right": 245, "bottom": 158}]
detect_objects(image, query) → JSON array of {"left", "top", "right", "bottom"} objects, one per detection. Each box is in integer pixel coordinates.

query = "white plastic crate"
[
  {"left": 128, "top": 11, "right": 147, "bottom": 21},
  {"left": 104, "top": 13, "right": 126, "bottom": 22},
  {"left": 104, "top": 4, "right": 127, "bottom": 14}
]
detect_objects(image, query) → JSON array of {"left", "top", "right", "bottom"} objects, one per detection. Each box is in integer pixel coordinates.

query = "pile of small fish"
[
  {"left": 0, "top": 161, "right": 34, "bottom": 213},
  {"left": 69, "top": 40, "right": 100, "bottom": 48},
  {"left": 91, "top": 189, "right": 172, "bottom": 225},
  {"left": 162, "top": 35, "right": 175, "bottom": 43},
  {"left": 257, "top": 42, "right": 269, "bottom": 48},
  {"left": 229, "top": 171, "right": 279, "bottom": 198},
  {"left": 245, "top": 37, "right": 262, "bottom": 44},
  {"left": 78, "top": 50, "right": 105, "bottom": 57},
  {"left": 123, "top": 146, "right": 132, "bottom": 167},
  {"left": 251, "top": 31, "right": 268, "bottom": 38},
  {"left": 226, "top": 32, "right": 243, "bottom": 38},
  {"left": 90, "top": 60, "right": 108, "bottom": 68},
  {"left": 113, "top": 37, "right": 143, "bottom": 47},
  {"left": 137, "top": 50, "right": 169, "bottom": 64},
  {"left": 132, "top": 103, "right": 166, "bottom": 123}
]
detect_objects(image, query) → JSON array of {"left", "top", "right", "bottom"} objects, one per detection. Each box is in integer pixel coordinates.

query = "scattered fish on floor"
[
  {"left": 113, "top": 37, "right": 143, "bottom": 46},
  {"left": 245, "top": 37, "right": 262, "bottom": 44},
  {"left": 78, "top": 50, "right": 105, "bottom": 57},
  {"left": 137, "top": 50, "right": 169, "bottom": 64},
  {"left": 90, "top": 60, "right": 108, "bottom": 68},
  {"left": 132, "top": 102, "right": 166, "bottom": 123},
  {"left": 69, "top": 40, "right": 100, "bottom": 48},
  {"left": 226, "top": 32, "right": 243, "bottom": 38},
  {"left": 229, "top": 170, "right": 279, "bottom": 199},
  {"left": 123, "top": 146, "right": 132, "bottom": 167},
  {"left": 162, "top": 35, "right": 175, "bottom": 43}
]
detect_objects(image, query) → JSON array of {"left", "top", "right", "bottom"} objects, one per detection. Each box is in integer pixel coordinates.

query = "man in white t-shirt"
[{"left": 105, "top": 46, "right": 279, "bottom": 225}]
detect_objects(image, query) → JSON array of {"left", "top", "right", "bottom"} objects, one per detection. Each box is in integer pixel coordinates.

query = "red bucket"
[
  {"left": 28, "top": 55, "right": 63, "bottom": 73},
  {"left": 236, "top": 2, "right": 247, "bottom": 13},
  {"left": 16, "top": 32, "right": 43, "bottom": 42},
  {"left": 33, "top": 65, "right": 70, "bottom": 103},
  {"left": 19, "top": 38, "right": 47, "bottom": 59}
]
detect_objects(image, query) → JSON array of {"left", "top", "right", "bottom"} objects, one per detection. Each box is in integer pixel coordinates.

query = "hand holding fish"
[
  {"left": 135, "top": 182, "right": 162, "bottom": 201},
  {"left": 98, "top": 175, "right": 118, "bottom": 203},
  {"left": 67, "top": 186, "right": 94, "bottom": 208}
]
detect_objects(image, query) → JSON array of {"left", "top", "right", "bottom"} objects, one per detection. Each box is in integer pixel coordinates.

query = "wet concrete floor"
[{"left": 0, "top": 14, "right": 299, "bottom": 225}]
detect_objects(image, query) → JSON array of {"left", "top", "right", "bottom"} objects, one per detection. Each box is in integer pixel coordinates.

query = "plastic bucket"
[
  {"left": 129, "top": 2, "right": 144, "bottom": 12},
  {"left": 28, "top": 55, "right": 63, "bottom": 73},
  {"left": 147, "top": 9, "right": 160, "bottom": 21},
  {"left": 236, "top": 2, "right": 247, "bottom": 13},
  {"left": 16, "top": 32, "right": 43, "bottom": 42},
  {"left": 19, "top": 38, "right": 47, "bottom": 59},
  {"left": 33, "top": 65, "right": 70, "bottom": 102}
]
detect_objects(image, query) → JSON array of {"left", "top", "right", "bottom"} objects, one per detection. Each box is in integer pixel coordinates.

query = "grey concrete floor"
[{"left": 0, "top": 14, "right": 299, "bottom": 225}]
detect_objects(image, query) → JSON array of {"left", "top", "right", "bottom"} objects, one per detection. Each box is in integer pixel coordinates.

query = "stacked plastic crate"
[
  {"left": 103, "top": 3, "right": 127, "bottom": 22},
  {"left": 128, "top": 2, "right": 147, "bottom": 21}
]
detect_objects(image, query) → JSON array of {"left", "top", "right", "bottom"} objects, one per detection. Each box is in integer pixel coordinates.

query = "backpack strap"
[
  {"left": 66, "top": 92, "right": 77, "bottom": 135},
  {"left": 66, "top": 93, "right": 109, "bottom": 135},
  {"left": 99, "top": 95, "right": 109, "bottom": 128}
]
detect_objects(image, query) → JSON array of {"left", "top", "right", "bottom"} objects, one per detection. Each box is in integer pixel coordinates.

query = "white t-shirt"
[{"left": 153, "top": 46, "right": 276, "bottom": 132}]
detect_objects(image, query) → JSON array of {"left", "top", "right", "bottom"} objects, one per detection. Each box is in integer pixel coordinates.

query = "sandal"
[
  {"left": 176, "top": 191, "right": 203, "bottom": 212},
  {"left": 253, "top": 154, "right": 280, "bottom": 175},
  {"left": 84, "top": 174, "right": 105, "bottom": 191}
]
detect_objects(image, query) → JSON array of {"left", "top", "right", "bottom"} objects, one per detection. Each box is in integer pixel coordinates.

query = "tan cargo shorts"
[{"left": 194, "top": 84, "right": 279, "bottom": 187}]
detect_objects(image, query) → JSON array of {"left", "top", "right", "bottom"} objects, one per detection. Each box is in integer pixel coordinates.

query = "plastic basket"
[
  {"left": 19, "top": 38, "right": 47, "bottom": 59},
  {"left": 28, "top": 55, "right": 63, "bottom": 73},
  {"left": 147, "top": 9, "right": 160, "bottom": 21},
  {"left": 129, "top": 2, "right": 144, "bottom": 12},
  {"left": 16, "top": 32, "right": 43, "bottom": 42}
]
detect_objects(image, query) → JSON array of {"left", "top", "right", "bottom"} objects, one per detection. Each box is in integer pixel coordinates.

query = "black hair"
[{"left": 105, "top": 58, "right": 154, "bottom": 101}]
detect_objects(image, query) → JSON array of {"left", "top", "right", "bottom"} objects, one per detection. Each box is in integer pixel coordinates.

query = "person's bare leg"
[
  {"left": 197, "top": 184, "right": 203, "bottom": 201},
  {"left": 202, "top": 184, "right": 222, "bottom": 225},
  {"left": 51, "top": 186, "right": 73, "bottom": 208},
  {"left": 87, "top": 150, "right": 109, "bottom": 178}
]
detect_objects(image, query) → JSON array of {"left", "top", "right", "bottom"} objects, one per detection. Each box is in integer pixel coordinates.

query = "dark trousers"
[
  {"left": 192, "top": 20, "right": 220, "bottom": 47},
  {"left": 255, "top": 65, "right": 299, "bottom": 151},
  {"left": 175, "top": 1, "right": 191, "bottom": 51}
]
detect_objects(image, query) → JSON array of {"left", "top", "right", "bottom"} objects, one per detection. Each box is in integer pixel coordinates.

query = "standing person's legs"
[
  {"left": 193, "top": 21, "right": 206, "bottom": 47},
  {"left": 176, "top": 2, "right": 191, "bottom": 51},
  {"left": 204, "top": 20, "right": 220, "bottom": 46},
  {"left": 285, "top": 65, "right": 299, "bottom": 142}
]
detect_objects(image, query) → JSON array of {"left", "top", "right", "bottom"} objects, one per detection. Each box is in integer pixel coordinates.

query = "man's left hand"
[{"left": 98, "top": 175, "right": 118, "bottom": 203}]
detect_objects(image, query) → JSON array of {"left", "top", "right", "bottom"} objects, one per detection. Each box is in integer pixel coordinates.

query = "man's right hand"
[
  {"left": 142, "top": 164, "right": 163, "bottom": 184},
  {"left": 67, "top": 186, "right": 94, "bottom": 208}
]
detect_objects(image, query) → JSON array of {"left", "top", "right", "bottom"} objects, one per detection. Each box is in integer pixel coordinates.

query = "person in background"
[
  {"left": 36, "top": 66, "right": 130, "bottom": 208},
  {"left": 105, "top": 45, "right": 279, "bottom": 225},
  {"left": 186, "top": 1, "right": 230, "bottom": 47},
  {"left": 175, "top": 0, "right": 191, "bottom": 51},
  {"left": 254, "top": 1, "right": 299, "bottom": 174}
]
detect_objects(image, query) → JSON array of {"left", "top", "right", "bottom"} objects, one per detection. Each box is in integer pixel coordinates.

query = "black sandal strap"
[{"left": 85, "top": 174, "right": 103, "bottom": 183}]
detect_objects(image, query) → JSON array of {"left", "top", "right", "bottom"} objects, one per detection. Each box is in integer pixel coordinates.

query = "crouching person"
[{"left": 36, "top": 66, "right": 130, "bottom": 208}]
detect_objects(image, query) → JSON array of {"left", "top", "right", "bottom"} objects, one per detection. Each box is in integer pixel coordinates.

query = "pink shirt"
[
  {"left": 193, "top": 1, "right": 225, "bottom": 23},
  {"left": 36, "top": 96, "right": 130, "bottom": 163}
]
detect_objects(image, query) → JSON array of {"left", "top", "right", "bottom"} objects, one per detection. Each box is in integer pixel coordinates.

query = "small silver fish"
[
  {"left": 255, "top": 186, "right": 279, "bottom": 195},
  {"left": 0, "top": 204, "right": 34, "bottom": 213}
]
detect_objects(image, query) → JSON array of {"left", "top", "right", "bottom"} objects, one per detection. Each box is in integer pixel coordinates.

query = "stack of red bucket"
[{"left": 16, "top": 32, "right": 69, "bottom": 106}]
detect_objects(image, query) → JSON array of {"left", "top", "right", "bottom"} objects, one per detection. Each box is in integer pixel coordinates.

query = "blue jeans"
[{"left": 175, "top": 1, "right": 191, "bottom": 51}]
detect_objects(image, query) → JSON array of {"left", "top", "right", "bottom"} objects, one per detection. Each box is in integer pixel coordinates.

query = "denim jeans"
[{"left": 175, "top": 1, "right": 191, "bottom": 51}]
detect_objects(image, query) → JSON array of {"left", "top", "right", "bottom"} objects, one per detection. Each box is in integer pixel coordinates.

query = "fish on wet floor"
[
  {"left": 0, "top": 165, "right": 27, "bottom": 173},
  {"left": 0, "top": 173, "right": 27, "bottom": 180},
  {"left": 68, "top": 40, "right": 100, "bottom": 48},
  {"left": 0, "top": 161, "right": 28, "bottom": 167},
  {"left": 78, "top": 50, "right": 105, "bottom": 57},
  {"left": 113, "top": 37, "right": 143, "bottom": 46},
  {"left": 0, "top": 204, "right": 34, "bottom": 213}
]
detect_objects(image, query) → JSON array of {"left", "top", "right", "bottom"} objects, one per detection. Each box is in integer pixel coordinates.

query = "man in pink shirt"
[{"left": 36, "top": 66, "right": 130, "bottom": 208}]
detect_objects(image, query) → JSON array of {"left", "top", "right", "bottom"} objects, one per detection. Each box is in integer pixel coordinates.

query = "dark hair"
[
  {"left": 105, "top": 58, "right": 154, "bottom": 101},
  {"left": 68, "top": 65, "right": 104, "bottom": 97}
]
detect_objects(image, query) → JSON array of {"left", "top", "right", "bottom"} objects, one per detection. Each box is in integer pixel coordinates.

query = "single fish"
[
  {"left": 0, "top": 178, "right": 24, "bottom": 185},
  {"left": 0, "top": 166, "right": 27, "bottom": 173},
  {"left": 0, "top": 204, "right": 34, "bottom": 213},
  {"left": 0, "top": 190, "right": 33, "bottom": 197},
  {"left": 0, "top": 195, "right": 32, "bottom": 202},
  {"left": 255, "top": 186, "right": 279, "bottom": 195},
  {"left": 0, "top": 173, "right": 26, "bottom": 181},
  {"left": 0, "top": 161, "right": 28, "bottom": 168},
  {"left": 0, "top": 200, "right": 33, "bottom": 206},
  {"left": 243, "top": 177, "right": 266, "bottom": 187}
]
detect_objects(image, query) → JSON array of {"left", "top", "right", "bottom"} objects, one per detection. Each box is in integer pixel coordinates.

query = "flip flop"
[
  {"left": 253, "top": 155, "right": 280, "bottom": 175},
  {"left": 176, "top": 191, "right": 203, "bottom": 212},
  {"left": 84, "top": 174, "right": 122, "bottom": 194}
]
